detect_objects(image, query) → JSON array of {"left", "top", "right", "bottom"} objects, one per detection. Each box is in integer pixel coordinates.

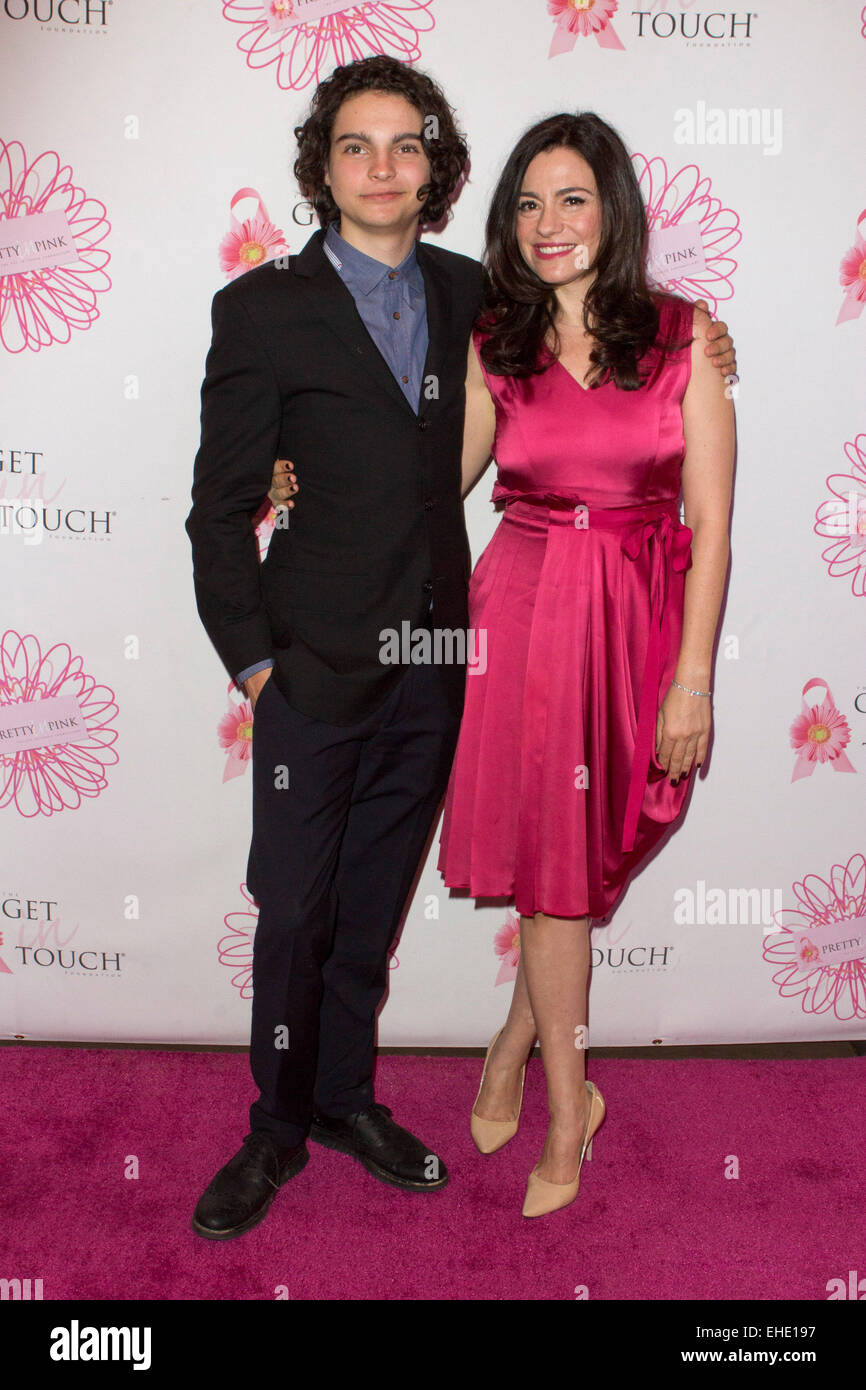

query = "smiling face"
[
  {"left": 324, "top": 89, "right": 431, "bottom": 243},
  {"left": 515, "top": 146, "right": 602, "bottom": 288}
]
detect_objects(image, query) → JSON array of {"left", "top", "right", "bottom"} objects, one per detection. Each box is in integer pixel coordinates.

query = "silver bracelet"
[{"left": 672, "top": 679, "right": 712, "bottom": 697}]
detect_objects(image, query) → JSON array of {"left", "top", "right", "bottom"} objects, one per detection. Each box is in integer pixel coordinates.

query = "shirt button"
[
  {"left": 393, "top": 311, "right": 400, "bottom": 320},
  {"left": 401, "top": 375, "right": 409, "bottom": 383},
  {"left": 388, "top": 271, "right": 397, "bottom": 279}
]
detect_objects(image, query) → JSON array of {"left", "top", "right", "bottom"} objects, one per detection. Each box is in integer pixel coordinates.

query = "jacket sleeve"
[{"left": 185, "top": 287, "right": 282, "bottom": 682}]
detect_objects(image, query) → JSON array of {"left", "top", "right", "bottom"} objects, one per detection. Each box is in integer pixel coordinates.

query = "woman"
[
  {"left": 437, "top": 110, "right": 734, "bottom": 1218},
  {"left": 270, "top": 112, "right": 735, "bottom": 1219}
]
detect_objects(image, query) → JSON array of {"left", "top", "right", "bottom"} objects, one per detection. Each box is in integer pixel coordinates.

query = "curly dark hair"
[
  {"left": 479, "top": 112, "right": 690, "bottom": 390},
  {"left": 293, "top": 55, "right": 469, "bottom": 229}
]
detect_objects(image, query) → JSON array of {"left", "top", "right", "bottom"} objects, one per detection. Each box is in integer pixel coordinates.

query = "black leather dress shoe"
[
  {"left": 309, "top": 1102, "right": 448, "bottom": 1191},
  {"left": 191, "top": 1132, "right": 309, "bottom": 1240}
]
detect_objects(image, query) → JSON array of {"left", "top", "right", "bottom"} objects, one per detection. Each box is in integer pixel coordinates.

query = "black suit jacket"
[{"left": 185, "top": 227, "right": 485, "bottom": 724}]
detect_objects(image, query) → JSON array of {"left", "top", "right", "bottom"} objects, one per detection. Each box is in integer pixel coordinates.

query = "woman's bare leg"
[
  {"left": 519, "top": 912, "right": 592, "bottom": 1184},
  {"left": 472, "top": 935, "right": 537, "bottom": 1121}
]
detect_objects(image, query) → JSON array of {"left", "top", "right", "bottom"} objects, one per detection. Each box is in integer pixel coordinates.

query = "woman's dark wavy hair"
[
  {"left": 294, "top": 55, "right": 469, "bottom": 229},
  {"left": 480, "top": 112, "right": 689, "bottom": 390}
]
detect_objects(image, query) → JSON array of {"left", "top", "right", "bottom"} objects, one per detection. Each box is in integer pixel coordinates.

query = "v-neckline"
[{"left": 551, "top": 356, "right": 593, "bottom": 393}]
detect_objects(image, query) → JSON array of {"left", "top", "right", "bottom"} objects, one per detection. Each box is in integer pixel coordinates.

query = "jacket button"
[
  {"left": 418, "top": 418, "right": 429, "bottom": 431},
  {"left": 424, "top": 496, "right": 435, "bottom": 509},
  {"left": 422, "top": 580, "right": 433, "bottom": 592}
]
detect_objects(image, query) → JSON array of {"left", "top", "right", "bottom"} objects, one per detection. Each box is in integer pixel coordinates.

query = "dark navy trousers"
[{"left": 245, "top": 657, "right": 462, "bottom": 1147}]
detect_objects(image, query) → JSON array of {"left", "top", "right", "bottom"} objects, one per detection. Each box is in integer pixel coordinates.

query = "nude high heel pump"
[
  {"left": 470, "top": 1026, "right": 527, "bottom": 1154},
  {"left": 521, "top": 1080, "right": 605, "bottom": 1218}
]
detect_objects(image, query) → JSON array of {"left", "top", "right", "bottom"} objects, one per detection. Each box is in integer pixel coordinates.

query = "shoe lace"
[
  {"left": 241, "top": 1132, "right": 281, "bottom": 1188},
  {"left": 355, "top": 1101, "right": 394, "bottom": 1138}
]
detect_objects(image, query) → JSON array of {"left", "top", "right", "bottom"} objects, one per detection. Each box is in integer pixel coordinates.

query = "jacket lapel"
[
  {"left": 291, "top": 228, "right": 451, "bottom": 418},
  {"left": 415, "top": 240, "right": 451, "bottom": 413}
]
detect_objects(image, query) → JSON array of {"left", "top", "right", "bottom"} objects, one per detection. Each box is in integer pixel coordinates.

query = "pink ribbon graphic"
[
  {"left": 548, "top": 1, "right": 625, "bottom": 57},
  {"left": 218, "top": 188, "right": 290, "bottom": 281},
  {"left": 836, "top": 208, "right": 866, "bottom": 325},
  {"left": 219, "top": 678, "right": 254, "bottom": 782},
  {"left": 790, "top": 678, "right": 856, "bottom": 781}
]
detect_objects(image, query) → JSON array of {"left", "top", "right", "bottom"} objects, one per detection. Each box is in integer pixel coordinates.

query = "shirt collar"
[{"left": 324, "top": 221, "right": 423, "bottom": 299}]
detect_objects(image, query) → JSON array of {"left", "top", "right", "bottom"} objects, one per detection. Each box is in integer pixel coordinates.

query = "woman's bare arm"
[
  {"left": 678, "top": 305, "right": 736, "bottom": 683},
  {"left": 461, "top": 335, "right": 496, "bottom": 498},
  {"left": 656, "top": 303, "right": 736, "bottom": 779}
]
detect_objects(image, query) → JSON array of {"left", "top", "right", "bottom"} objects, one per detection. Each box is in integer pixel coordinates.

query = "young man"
[{"left": 185, "top": 56, "right": 736, "bottom": 1240}]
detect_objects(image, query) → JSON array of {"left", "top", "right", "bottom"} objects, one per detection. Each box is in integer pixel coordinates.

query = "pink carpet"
[{"left": 2, "top": 1046, "right": 863, "bottom": 1301}]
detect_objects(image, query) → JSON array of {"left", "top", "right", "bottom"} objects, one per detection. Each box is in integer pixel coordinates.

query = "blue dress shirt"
[{"left": 235, "top": 221, "right": 430, "bottom": 689}]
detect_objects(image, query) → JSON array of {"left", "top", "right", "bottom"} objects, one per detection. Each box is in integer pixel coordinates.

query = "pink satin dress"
[{"left": 437, "top": 293, "right": 696, "bottom": 921}]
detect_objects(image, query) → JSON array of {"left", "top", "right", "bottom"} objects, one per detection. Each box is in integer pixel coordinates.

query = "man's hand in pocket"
[{"left": 246, "top": 669, "right": 272, "bottom": 711}]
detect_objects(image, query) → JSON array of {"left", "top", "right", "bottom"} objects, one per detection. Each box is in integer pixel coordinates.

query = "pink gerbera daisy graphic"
[
  {"left": 548, "top": 0, "right": 619, "bottom": 39},
  {"left": 218, "top": 884, "right": 400, "bottom": 997},
  {"left": 218, "top": 692, "right": 254, "bottom": 782},
  {"left": 0, "top": 629, "right": 118, "bottom": 818},
  {"left": 223, "top": 0, "right": 436, "bottom": 91},
  {"left": 220, "top": 497, "right": 288, "bottom": 783},
  {"left": 789, "top": 692, "right": 854, "bottom": 776},
  {"left": 837, "top": 215, "right": 866, "bottom": 324},
  {"left": 218, "top": 187, "right": 290, "bottom": 280},
  {"left": 632, "top": 153, "right": 741, "bottom": 314},
  {"left": 814, "top": 433, "right": 866, "bottom": 597},
  {"left": 764, "top": 853, "right": 866, "bottom": 1021},
  {"left": 0, "top": 139, "right": 111, "bottom": 354},
  {"left": 218, "top": 884, "right": 259, "bottom": 998},
  {"left": 494, "top": 911, "right": 521, "bottom": 986},
  {"left": 254, "top": 502, "right": 280, "bottom": 561}
]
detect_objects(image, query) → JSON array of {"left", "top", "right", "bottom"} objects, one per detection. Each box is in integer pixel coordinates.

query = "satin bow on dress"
[{"left": 490, "top": 486, "right": 693, "bottom": 855}]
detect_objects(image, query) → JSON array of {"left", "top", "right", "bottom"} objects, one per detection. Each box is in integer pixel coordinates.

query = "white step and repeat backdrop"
[{"left": 2, "top": 1, "right": 865, "bottom": 1047}]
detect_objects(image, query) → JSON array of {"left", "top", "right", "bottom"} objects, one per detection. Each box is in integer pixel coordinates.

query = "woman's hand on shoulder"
[
  {"left": 688, "top": 304, "right": 737, "bottom": 409},
  {"left": 693, "top": 298, "right": 737, "bottom": 380}
]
